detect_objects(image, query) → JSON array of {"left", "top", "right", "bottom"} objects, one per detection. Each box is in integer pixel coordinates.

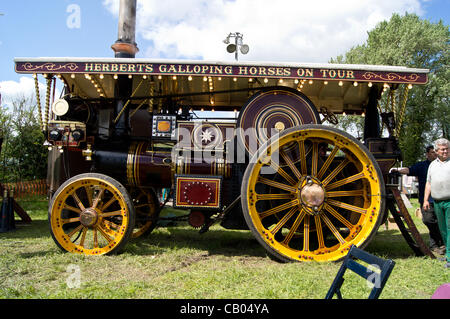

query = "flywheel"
[{"left": 237, "top": 87, "right": 321, "bottom": 157}]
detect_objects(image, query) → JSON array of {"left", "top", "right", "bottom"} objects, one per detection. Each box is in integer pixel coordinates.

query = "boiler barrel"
[{"left": 94, "top": 142, "right": 173, "bottom": 188}]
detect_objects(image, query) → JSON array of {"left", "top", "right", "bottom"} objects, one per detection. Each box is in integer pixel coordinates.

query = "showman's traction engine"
[{"left": 14, "top": 0, "right": 430, "bottom": 262}]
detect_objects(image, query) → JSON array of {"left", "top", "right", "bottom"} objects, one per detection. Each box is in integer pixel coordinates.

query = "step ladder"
[{"left": 386, "top": 186, "right": 435, "bottom": 259}]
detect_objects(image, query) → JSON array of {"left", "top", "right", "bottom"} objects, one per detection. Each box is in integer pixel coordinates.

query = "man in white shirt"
[
  {"left": 424, "top": 138, "right": 450, "bottom": 268},
  {"left": 392, "top": 146, "right": 444, "bottom": 253}
]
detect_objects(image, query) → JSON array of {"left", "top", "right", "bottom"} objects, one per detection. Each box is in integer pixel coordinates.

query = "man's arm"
[
  {"left": 423, "top": 181, "right": 431, "bottom": 210},
  {"left": 390, "top": 167, "right": 410, "bottom": 174}
]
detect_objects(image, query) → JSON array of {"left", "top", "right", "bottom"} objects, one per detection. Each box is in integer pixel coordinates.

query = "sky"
[{"left": 0, "top": 0, "right": 449, "bottom": 107}]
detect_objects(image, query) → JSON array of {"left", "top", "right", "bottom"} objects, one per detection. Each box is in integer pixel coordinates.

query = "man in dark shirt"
[{"left": 392, "top": 145, "right": 444, "bottom": 253}]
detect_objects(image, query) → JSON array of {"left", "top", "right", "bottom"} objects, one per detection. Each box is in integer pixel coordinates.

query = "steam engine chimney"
[
  {"left": 111, "top": 0, "right": 139, "bottom": 58},
  {"left": 111, "top": 0, "right": 138, "bottom": 140}
]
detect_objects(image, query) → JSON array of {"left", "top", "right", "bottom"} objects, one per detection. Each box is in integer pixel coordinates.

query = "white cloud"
[
  {"left": 103, "top": 0, "right": 424, "bottom": 63},
  {"left": 0, "top": 76, "right": 49, "bottom": 110}
]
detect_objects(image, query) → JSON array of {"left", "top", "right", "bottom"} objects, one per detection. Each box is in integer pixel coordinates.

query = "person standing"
[
  {"left": 392, "top": 146, "right": 444, "bottom": 254},
  {"left": 423, "top": 138, "right": 450, "bottom": 268}
]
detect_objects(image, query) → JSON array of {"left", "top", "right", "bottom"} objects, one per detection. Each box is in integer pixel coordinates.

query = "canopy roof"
[{"left": 14, "top": 57, "right": 429, "bottom": 114}]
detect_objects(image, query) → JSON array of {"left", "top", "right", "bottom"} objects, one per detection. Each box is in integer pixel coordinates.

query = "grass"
[{"left": 0, "top": 196, "right": 448, "bottom": 299}]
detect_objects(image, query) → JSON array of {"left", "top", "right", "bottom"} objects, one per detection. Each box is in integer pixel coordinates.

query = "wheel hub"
[
  {"left": 80, "top": 208, "right": 99, "bottom": 227},
  {"left": 298, "top": 176, "right": 326, "bottom": 215}
]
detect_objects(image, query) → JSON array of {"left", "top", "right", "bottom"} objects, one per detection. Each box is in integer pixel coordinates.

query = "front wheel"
[
  {"left": 49, "top": 173, "right": 135, "bottom": 255},
  {"left": 241, "top": 124, "right": 385, "bottom": 262}
]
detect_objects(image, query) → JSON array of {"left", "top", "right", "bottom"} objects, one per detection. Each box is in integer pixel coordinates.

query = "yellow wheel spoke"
[
  {"left": 320, "top": 213, "right": 346, "bottom": 244},
  {"left": 61, "top": 217, "right": 81, "bottom": 225},
  {"left": 270, "top": 206, "right": 298, "bottom": 235},
  {"left": 268, "top": 161, "right": 297, "bottom": 185},
  {"left": 257, "top": 177, "right": 297, "bottom": 192},
  {"left": 93, "top": 228, "right": 99, "bottom": 248},
  {"left": 63, "top": 204, "right": 81, "bottom": 214},
  {"left": 325, "top": 172, "right": 365, "bottom": 191},
  {"left": 100, "top": 196, "right": 115, "bottom": 211},
  {"left": 259, "top": 199, "right": 299, "bottom": 219},
  {"left": 71, "top": 192, "right": 86, "bottom": 211},
  {"left": 314, "top": 215, "right": 325, "bottom": 249},
  {"left": 103, "top": 218, "right": 120, "bottom": 228},
  {"left": 79, "top": 227, "right": 87, "bottom": 247},
  {"left": 298, "top": 140, "right": 307, "bottom": 175},
  {"left": 282, "top": 209, "right": 306, "bottom": 246},
  {"left": 101, "top": 210, "right": 123, "bottom": 218},
  {"left": 256, "top": 193, "right": 294, "bottom": 201},
  {"left": 102, "top": 219, "right": 121, "bottom": 235},
  {"left": 67, "top": 224, "right": 83, "bottom": 238},
  {"left": 303, "top": 215, "right": 310, "bottom": 252},
  {"left": 84, "top": 186, "right": 93, "bottom": 207},
  {"left": 317, "top": 146, "right": 339, "bottom": 180},
  {"left": 96, "top": 225, "right": 114, "bottom": 243},
  {"left": 280, "top": 150, "right": 303, "bottom": 180},
  {"left": 92, "top": 188, "right": 105, "bottom": 209},
  {"left": 324, "top": 203, "right": 355, "bottom": 230},
  {"left": 277, "top": 166, "right": 297, "bottom": 186},
  {"left": 321, "top": 158, "right": 349, "bottom": 187},
  {"left": 311, "top": 142, "right": 319, "bottom": 177},
  {"left": 327, "top": 199, "right": 367, "bottom": 215},
  {"left": 327, "top": 189, "right": 365, "bottom": 197}
]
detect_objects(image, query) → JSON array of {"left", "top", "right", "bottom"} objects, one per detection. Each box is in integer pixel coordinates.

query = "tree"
[
  {"left": 331, "top": 13, "right": 449, "bottom": 165},
  {"left": 0, "top": 96, "right": 47, "bottom": 182}
]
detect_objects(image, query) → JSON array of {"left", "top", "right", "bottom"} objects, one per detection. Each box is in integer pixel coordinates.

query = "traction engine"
[{"left": 14, "top": 1, "right": 429, "bottom": 262}]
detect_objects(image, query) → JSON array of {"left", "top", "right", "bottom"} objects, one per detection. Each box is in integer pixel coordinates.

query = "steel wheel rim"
[
  {"left": 50, "top": 177, "right": 132, "bottom": 255},
  {"left": 242, "top": 125, "right": 385, "bottom": 262}
]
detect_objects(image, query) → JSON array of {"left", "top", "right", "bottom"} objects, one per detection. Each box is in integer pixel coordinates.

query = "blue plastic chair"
[{"left": 325, "top": 245, "right": 395, "bottom": 299}]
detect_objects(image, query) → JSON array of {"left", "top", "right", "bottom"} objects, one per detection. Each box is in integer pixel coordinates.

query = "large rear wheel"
[
  {"left": 241, "top": 124, "right": 385, "bottom": 262},
  {"left": 49, "top": 173, "right": 135, "bottom": 255}
]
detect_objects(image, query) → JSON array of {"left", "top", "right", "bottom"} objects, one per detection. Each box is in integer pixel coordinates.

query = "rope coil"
[
  {"left": 33, "top": 74, "right": 43, "bottom": 131},
  {"left": 43, "top": 76, "right": 53, "bottom": 131},
  {"left": 394, "top": 85, "right": 410, "bottom": 138}
]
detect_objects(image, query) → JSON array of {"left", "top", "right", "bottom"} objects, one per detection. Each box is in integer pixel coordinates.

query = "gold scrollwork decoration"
[
  {"left": 21, "top": 62, "right": 79, "bottom": 72},
  {"left": 362, "top": 72, "right": 420, "bottom": 83}
]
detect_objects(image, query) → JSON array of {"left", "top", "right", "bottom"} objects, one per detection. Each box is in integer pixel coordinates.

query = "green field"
[{"left": 0, "top": 196, "right": 448, "bottom": 299}]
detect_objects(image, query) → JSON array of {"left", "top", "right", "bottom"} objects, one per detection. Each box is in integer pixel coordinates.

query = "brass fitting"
[{"left": 82, "top": 144, "right": 93, "bottom": 161}]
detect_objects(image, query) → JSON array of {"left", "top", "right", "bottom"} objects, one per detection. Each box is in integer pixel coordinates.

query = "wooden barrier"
[{"left": 3, "top": 179, "right": 48, "bottom": 198}]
